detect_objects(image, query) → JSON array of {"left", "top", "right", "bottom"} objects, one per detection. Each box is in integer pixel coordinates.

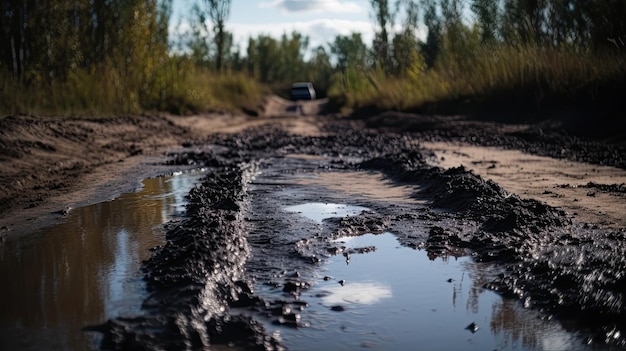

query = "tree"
[
  {"left": 278, "top": 31, "right": 309, "bottom": 83},
  {"left": 500, "top": 0, "right": 548, "bottom": 46},
  {"left": 330, "top": 33, "right": 369, "bottom": 72},
  {"left": 249, "top": 34, "right": 280, "bottom": 83},
  {"left": 471, "top": 0, "right": 499, "bottom": 45},
  {"left": 420, "top": 0, "right": 442, "bottom": 67},
  {"left": 441, "top": 0, "right": 465, "bottom": 50},
  {"left": 0, "top": 0, "right": 170, "bottom": 83},
  {"left": 370, "top": 0, "right": 394, "bottom": 71},
  {"left": 308, "top": 46, "right": 333, "bottom": 97},
  {"left": 184, "top": 3, "right": 213, "bottom": 66},
  {"left": 204, "top": 0, "right": 231, "bottom": 72},
  {"left": 391, "top": 0, "right": 421, "bottom": 75}
]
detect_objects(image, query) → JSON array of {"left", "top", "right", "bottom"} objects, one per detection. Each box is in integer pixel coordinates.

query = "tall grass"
[
  {"left": 0, "top": 58, "right": 266, "bottom": 117},
  {"left": 330, "top": 45, "right": 626, "bottom": 113}
]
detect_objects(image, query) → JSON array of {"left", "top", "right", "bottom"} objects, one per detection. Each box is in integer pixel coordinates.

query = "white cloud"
[
  {"left": 261, "top": 0, "right": 364, "bottom": 14},
  {"left": 322, "top": 281, "right": 392, "bottom": 305},
  {"left": 170, "top": 0, "right": 376, "bottom": 56},
  {"left": 230, "top": 18, "right": 375, "bottom": 52}
]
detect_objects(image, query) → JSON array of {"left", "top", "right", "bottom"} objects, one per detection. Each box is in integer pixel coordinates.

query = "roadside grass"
[
  {"left": 3, "top": 45, "right": 623, "bottom": 119},
  {"left": 330, "top": 46, "right": 626, "bottom": 115},
  {"left": 0, "top": 58, "right": 266, "bottom": 117}
]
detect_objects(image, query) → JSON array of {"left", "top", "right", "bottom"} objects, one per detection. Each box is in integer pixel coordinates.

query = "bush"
[{"left": 0, "top": 57, "right": 267, "bottom": 117}]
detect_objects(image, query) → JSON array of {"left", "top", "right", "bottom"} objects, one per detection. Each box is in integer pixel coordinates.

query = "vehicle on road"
[{"left": 290, "top": 82, "right": 316, "bottom": 101}]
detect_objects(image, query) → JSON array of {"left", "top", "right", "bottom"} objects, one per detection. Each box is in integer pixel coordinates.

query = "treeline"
[
  {"left": 332, "top": 0, "right": 626, "bottom": 113},
  {"left": 183, "top": 0, "right": 626, "bottom": 114},
  {"left": 0, "top": 0, "right": 264, "bottom": 114},
  {"left": 1, "top": 0, "right": 169, "bottom": 82},
  {"left": 0, "top": 0, "right": 178, "bottom": 113},
  {"left": 1, "top": 0, "right": 625, "bottom": 115}
]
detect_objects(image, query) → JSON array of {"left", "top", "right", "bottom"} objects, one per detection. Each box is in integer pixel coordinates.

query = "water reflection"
[
  {"left": 284, "top": 202, "right": 368, "bottom": 223},
  {"left": 0, "top": 171, "right": 204, "bottom": 351},
  {"left": 295, "top": 171, "right": 424, "bottom": 204},
  {"left": 321, "top": 281, "right": 392, "bottom": 305},
  {"left": 268, "top": 232, "right": 596, "bottom": 351}
]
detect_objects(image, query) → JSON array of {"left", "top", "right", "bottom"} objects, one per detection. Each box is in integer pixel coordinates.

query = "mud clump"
[
  {"left": 349, "top": 128, "right": 626, "bottom": 345},
  {"left": 359, "top": 112, "right": 626, "bottom": 169},
  {"left": 487, "top": 226, "right": 626, "bottom": 346},
  {"left": 90, "top": 163, "right": 282, "bottom": 350}
]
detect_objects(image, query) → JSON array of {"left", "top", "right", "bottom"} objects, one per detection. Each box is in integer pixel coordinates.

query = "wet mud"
[
  {"left": 360, "top": 111, "right": 626, "bottom": 169},
  {"left": 92, "top": 121, "right": 626, "bottom": 350}
]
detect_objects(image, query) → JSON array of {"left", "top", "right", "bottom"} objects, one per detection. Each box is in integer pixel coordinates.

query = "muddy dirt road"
[{"left": 1, "top": 97, "right": 626, "bottom": 350}]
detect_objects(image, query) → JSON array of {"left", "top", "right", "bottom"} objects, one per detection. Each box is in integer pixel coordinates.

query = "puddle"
[
  {"left": 0, "top": 170, "right": 205, "bottom": 351},
  {"left": 296, "top": 171, "right": 424, "bottom": 205},
  {"left": 284, "top": 203, "right": 368, "bottom": 223},
  {"left": 260, "top": 206, "right": 599, "bottom": 351}
]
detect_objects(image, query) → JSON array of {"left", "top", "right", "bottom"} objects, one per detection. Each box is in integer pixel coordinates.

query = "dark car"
[{"left": 290, "top": 82, "right": 316, "bottom": 100}]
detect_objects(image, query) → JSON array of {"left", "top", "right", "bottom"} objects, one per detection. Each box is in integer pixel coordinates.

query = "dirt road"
[
  {"left": 0, "top": 96, "right": 330, "bottom": 235},
  {"left": 1, "top": 97, "right": 626, "bottom": 350}
]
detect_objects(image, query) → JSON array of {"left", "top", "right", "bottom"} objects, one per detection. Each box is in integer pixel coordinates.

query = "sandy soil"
[
  {"left": 422, "top": 141, "right": 626, "bottom": 229},
  {"left": 0, "top": 96, "right": 328, "bottom": 236},
  {"left": 1, "top": 96, "right": 623, "bottom": 238}
]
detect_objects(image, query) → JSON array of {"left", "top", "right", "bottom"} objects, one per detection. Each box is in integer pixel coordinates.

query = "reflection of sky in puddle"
[
  {"left": 0, "top": 169, "right": 205, "bottom": 351},
  {"left": 296, "top": 171, "right": 424, "bottom": 204},
  {"left": 269, "top": 232, "right": 597, "bottom": 351},
  {"left": 101, "top": 170, "right": 207, "bottom": 318},
  {"left": 284, "top": 202, "right": 368, "bottom": 223},
  {"left": 321, "top": 281, "right": 392, "bottom": 305}
]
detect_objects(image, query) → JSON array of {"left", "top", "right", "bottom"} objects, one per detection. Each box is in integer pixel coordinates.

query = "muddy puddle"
[
  {"left": 239, "top": 154, "right": 613, "bottom": 351},
  {"left": 250, "top": 201, "right": 597, "bottom": 351},
  {"left": 0, "top": 170, "right": 205, "bottom": 351},
  {"left": 4, "top": 131, "right": 624, "bottom": 351},
  {"left": 284, "top": 203, "right": 369, "bottom": 223}
]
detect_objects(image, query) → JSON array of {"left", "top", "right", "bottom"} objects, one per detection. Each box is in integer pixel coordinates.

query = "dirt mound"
[{"left": 89, "top": 163, "right": 280, "bottom": 350}]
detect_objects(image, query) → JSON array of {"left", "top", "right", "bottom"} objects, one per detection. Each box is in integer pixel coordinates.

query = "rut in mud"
[{"left": 90, "top": 121, "right": 626, "bottom": 350}]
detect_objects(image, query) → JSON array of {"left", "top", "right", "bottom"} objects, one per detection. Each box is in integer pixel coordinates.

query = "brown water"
[{"left": 0, "top": 171, "right": 205, "bottom": 351}]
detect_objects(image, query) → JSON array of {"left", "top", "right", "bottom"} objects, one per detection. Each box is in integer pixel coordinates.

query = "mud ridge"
[
  {"left": 358, "top": 112, "right": 626, "bottom": 169},
  {"left": 89, "top": 162, "right": 282, "bottom": 350}
]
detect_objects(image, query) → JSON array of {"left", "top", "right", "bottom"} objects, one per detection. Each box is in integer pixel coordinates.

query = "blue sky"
[{"left": 171, "top": 0, "right": 376, "bottom": 53}]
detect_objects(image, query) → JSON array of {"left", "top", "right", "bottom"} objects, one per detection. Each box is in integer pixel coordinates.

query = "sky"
[{"left": 171, "top": 0, "right": 377, "bottom": 54}]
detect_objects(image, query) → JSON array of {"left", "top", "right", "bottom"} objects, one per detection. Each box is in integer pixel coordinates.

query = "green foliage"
[
  {"left": 328, "top": 0, "right": 626, "bottom": 115},
  {"left": 0, "top": 56, "right": 266, "bottom": 116},
  {"left": 245, "top": 32, "right": 310, "bottom": 84},
  {"left": 2, "top": 0, "right": 625, "bottom": 117},
  {"left": 330, "top": 45, "right": 626, "bottom": 112},
  {"left": 370, "top": 0, "right": 394, "bottom": 70},
  {"left": 0, "top": 0, "right": 265, "bottom": 116},
  {"left": 243, "top": 32, "right": 333, "bottom": 98},
  {"left": 307, "top": 46, "right": 333, "bottom": 96},
  {"left": 331, "top": 33, "right": 369, "bottom": 72}
]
